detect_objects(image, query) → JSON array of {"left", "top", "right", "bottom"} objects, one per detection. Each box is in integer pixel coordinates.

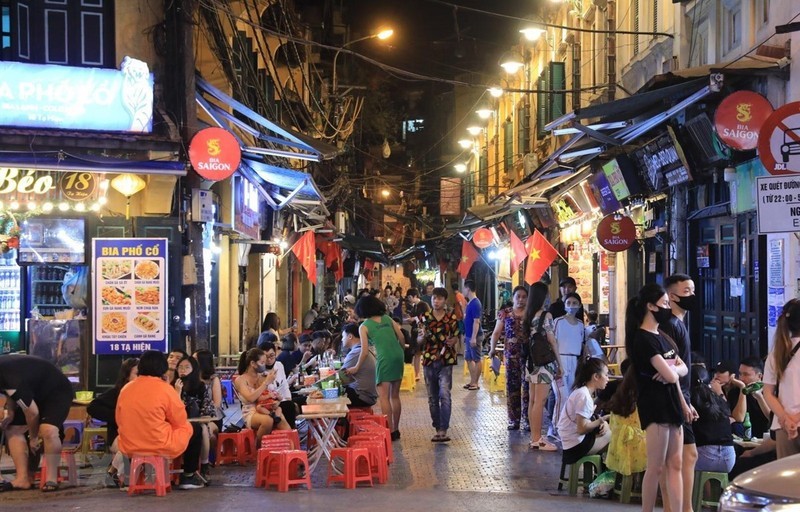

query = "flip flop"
[
  {"left": 41, "top": 481, "right": 59, "bottom": 493},
  {"left": 462, "top": 384, "right": 471, "bottom": 389},
  {"left": 465, "top": 385, "right": 479, "bottom": 391},
  {"left": 432, "top": 434, "right": 451, "bottom": 443},
  {"left": 0, "top": 481, "right": 31, "bottom": 492}
]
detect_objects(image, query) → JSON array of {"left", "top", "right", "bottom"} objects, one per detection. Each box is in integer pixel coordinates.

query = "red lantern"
[{"left": 472, "top": 228, "right": 493, "bottom": 249}]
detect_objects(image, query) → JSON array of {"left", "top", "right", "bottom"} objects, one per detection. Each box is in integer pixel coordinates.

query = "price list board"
[
  {"left": 92, "top": 238, "right": 167, "bottom": 355},
  {"left": 756, "top": 175, "right": 800, "bottom": 233}
]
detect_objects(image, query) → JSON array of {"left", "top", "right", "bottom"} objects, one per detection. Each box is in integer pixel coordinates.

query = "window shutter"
[{"left": 549, "top": 62, "right": 566, "bottom": 123}]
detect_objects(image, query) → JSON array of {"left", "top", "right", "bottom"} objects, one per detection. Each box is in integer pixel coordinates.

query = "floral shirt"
[
  {"left": 420, "top": 309, "right": 461, "bottom": 366},
  {"left": 497, "top": 307, "right": 525, "bottom": 343}
]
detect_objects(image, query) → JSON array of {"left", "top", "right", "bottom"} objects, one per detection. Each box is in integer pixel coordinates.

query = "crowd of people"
[{"left": 2, "top": 272, "right": 799, "bottom": 503}]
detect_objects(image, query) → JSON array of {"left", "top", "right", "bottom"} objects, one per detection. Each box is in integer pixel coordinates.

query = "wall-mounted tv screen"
[
  {"left": 588, "top": 171, "right": 622, "bottom": 215},
  {"left": 19, "top": 217, "right": 86, "bottom": 264}
]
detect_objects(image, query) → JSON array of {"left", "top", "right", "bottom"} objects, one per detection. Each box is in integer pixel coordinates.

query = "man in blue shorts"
[{"left": 463, "top": 279, "right": 483, "bottom": 390}]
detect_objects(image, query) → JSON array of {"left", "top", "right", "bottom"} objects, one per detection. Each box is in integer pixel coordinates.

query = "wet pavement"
[{"left": 0, "top": 367, "right": 639, "bottom": 511}]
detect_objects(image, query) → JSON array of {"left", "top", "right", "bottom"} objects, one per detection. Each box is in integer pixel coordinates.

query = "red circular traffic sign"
[
  {"left": 472, "top": 228, "right": 493, "bottom": 248},
  {"left": 758, "top": 101, "right": 800, "bottom": 175},
  {"left": 714, "top": 91, "right": 773, "bottom": 151},
  {"left": 596, "top": 215, "right": 636, "bottom": 252},
  {"left": 189, "top": 127, "right": 241, "bottom": 181}
]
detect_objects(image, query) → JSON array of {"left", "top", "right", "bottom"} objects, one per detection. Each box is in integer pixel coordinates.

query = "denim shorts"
[
  {"left": 464, "top": 340, "right": 481, "bottom": 362},
  {"left": 695, "top": 444, "right": 735, "bottom": 473}
]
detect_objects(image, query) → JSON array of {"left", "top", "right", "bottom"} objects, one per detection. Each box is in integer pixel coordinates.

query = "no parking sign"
[{"left": 758, "top": 101, "right": 800, "bottom": 175}]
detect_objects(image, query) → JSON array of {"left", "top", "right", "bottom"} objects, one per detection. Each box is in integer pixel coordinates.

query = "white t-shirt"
[
  {"left": 266, "top": 361, "right": 292, "bottom": 401},
  {"left": 557, "top": 386, "right": 595, "bottom": 450},
  {"left": 554, "top": 317, "right": 585, "bottom": 356},
  {"left": 763, "top": 338, "right": 800, "bottom": 430}
]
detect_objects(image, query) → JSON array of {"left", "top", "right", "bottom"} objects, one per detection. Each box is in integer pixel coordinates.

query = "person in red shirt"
[{"left": 116, "top": 350, "right": 205, "bottom": 489}]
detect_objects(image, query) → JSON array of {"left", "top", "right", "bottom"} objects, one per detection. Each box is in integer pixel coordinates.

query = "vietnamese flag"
[
  {"left": 509, "top": 230, "right": 528, "bottom": 276},
  {"left": 524, "top": 230, "right": 559, "bottom": 285},
  {"left": 457, "top": 240, "right": 479, "bottom": 279},
  {"left": 292, "top": 231, "right": 317, "bottom": 284}
]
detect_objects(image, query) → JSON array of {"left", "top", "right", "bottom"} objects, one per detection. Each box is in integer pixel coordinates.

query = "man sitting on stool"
[{"left": 340, "top": 323, "right": 378, "bottom": 408}]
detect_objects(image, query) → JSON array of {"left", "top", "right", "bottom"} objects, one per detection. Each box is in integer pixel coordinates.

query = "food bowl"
[{"left": 75, "top": 391, "right": 94, "bottom": 401}]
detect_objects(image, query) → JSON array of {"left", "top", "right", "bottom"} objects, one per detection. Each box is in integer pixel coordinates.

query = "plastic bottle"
[{"left": 743, "top": 412, "right": 752, "bottom": 441}]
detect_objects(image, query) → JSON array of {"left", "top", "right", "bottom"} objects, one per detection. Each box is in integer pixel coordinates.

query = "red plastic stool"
[
  {"left": 348, "top": 406, "right": 374, "bottom": 416},
  {"left": 127, "top": 455, "right": 171, "bottom": 496},
  {"left": 262, "top": 429, "right": 301, "bottom": 449},
  {"left": 169, "top": 455, "right": 183, "bottom": 485},
  {"left": 351, "top": 423, "right": 393, "bottom": 464},
  {"left": 255, "top": 437, "right": 293, "bottom": 488},
  {"left": 216, "top": 429, "right": 256, "bottom": 465},
  {"left": 327, "top": 447, "right": 373, "bottom": 489},
  {"left": 350, "top": 439, "right": 388, "bottom": 484},
  {"left": 264, "top": 450, "right": 311, "bottom": 492},
  {"left": 39, "top": 449, "right": 78, "bottom": 489},
  {"left": 348, "top": 434, "right": 388, "bottom": 464},
  {"left": 362, "top": 414, "right": 390, "bottom": 429}
]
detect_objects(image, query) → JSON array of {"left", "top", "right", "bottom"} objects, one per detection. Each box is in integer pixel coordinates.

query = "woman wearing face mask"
[
  {"left": 550, "top": 292, "right": 587, "bottom": 439},
  {"left": 234, "top": 348, "right": 290, "bottom": 446},
  {"left": 625, "top": 283, "right": 692, "bottom": 512}
]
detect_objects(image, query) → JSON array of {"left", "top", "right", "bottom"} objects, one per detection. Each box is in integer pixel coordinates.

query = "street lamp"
[
  {"left": 499, "top": 50, "right": 524, "bottom": 74},
  {"left": 466, "top": 126, "right": 483, "bottom": 136},
  {"left": 454, "top": 163, "right": 467, "bottom": 173},
  {"left": 332, "top": 28, "right": 393, "bottom": 93}
]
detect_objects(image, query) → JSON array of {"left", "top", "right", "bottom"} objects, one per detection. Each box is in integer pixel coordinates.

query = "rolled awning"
[{"left": 0, "top": 151, "right": 186, "bottom": 175}]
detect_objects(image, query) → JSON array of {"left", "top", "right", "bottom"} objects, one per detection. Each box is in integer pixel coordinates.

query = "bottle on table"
[{"left": 743, "top": 412, "right": 752, "bottom": 441}]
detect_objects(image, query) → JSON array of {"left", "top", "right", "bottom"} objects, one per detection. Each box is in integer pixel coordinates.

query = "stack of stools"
[
  {"left": 127, "top": 455, "right": 172, "bottom": 497},
  {"left": 38, "top": 450, "right": 79, "bottom": 489},
  {"left": 327, "top": 447, "right": 373, "bottom": 489},
  {"left": 256, "top": 433, "right": 311, "bottom": 492},
  {"left": 350, "top": 420, "right": 393, "bottom": 464},
  {"left": 216, "top": 428, "right": 256, "bottom": 465},
  {"left": 348, "top": 436, "right": 388, "bottom": 484}
]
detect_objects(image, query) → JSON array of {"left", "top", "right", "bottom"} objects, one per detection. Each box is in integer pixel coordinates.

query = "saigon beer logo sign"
[
  {"left": 596, "top": 214, "right": 636, "bottom": 252},
  {"left": 189, "top": 127, "right": 241, "bottom": 181},
  {"left": 714, "top": 91, "right": 773, "bottom": 151}
]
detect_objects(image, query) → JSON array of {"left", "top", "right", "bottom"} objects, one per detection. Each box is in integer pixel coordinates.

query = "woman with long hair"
[
  {"left": 489, "top": 285, "right": 530, "bottom": 430},
  {"left": 551, "top": 291, "right": 587, "bottom": 439},
  {"left": 691, "top": 364, "right": 735, "bottom": 472},
  {"left": 87, "top": 357, "right": 139, "bottom": 488},
  {"left": 193, "top": 349, "right": 223, "bottom": 479},
  {"left": 522, "top": 282, "right": 563, "bottom": 451},
  {"left": 556, "top": 357, "right": 611, "bottom": 464},
  {"left": 350, "top": 295, "right": 405, "bottom": 440},
  {"left": 234, "top": 348, "right": 290, "bottom": 446},
  {"left": 763, "top": 298, "right": 800, "bottom": 458},
  {"left": 625, "top": 283, "right": 692, "bottom": 512}
]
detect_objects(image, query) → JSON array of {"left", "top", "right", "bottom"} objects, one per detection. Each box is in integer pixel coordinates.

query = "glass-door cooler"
[{"left": 0, "top": 249, "right": 21, "bottom": 353}]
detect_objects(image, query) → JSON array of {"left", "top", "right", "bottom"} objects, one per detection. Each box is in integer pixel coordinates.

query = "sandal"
[
  {"left": 465, "top": 385, "right": 479, "bottom": 391},
  {"left": 41, "top": 481, "right": 59, "bottom": 492},
  {"left": 462, "top": 384, "right": 471, "bottom": 389},
  {"left": 0, "top": 481, "right": 31, "bottom": 492}
]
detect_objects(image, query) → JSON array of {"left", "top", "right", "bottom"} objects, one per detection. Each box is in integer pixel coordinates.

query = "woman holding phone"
[{"left": 234, "top": 348, "right": 290, "bottom": 447}]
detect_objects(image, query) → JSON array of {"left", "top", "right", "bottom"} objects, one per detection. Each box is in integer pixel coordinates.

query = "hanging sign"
[
  {"left": 472, "top": 227, "right": 493, "bottom": 249},
  {"left": 189, "top": 127, "right": 241, "bottom": 181},
  {"left": 755, "top": 175, "right": 800, "bottom": 233},
  {"left": 715, "top": 91, "right": 773, "bottom": 151},
  {"left": 596, "top": 214, "right": 636, "bottom": 252},
  {"left": 93, "top": 238, "right": 168, "bottom": 355},
  {"left": 758, "top": 101, "right": 800, "bottom": 175}
]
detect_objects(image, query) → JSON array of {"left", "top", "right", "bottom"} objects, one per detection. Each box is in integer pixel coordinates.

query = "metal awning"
[
  {"left": 244, "top": 157, "right": 329, "bottom": 221},
  {"left": 196, "top": 76, "right": 341, "bottom": 162},
  {"left": 0, "top": 152, "right": 186, "bottom": 176}
]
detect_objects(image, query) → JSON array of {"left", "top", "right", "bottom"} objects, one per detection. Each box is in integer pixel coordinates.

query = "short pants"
[{"left": 464, "top": 340, "right": 481, "bottom": 362}]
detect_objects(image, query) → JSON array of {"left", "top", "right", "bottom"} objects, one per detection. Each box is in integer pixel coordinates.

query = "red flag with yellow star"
[
  {"left": 509, "top": 230, "right": 528, "bottom": 276},
  {"left": 457, "top": 240, "right": 479, "bottom": 279},
  {"left": 292, "top": 231, "right": 317, "bottom": 284},
  {"left": 524, "top": 230, "right": 558, "bottom": 285}
]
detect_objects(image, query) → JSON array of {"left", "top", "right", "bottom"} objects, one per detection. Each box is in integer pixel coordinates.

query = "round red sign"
[
  {"left": 472, "top": 228, "right": 493, "bottom": 249},
  {"left": 758, "top": 101, "right": 800, "bottom": 175},
  {"left": 189, "top": 127, "right": 241, "bottom": 181},
  {"left": 714, "top": 91, "right": 773, "bottom": 151},
  {"left": 596, "top": 215, "right": 636, "bottom": 252}
]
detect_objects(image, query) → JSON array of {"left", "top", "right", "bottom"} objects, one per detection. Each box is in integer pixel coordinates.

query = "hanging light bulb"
[{"left": 382, "top": 138, "right": 391, "bottom": 159}]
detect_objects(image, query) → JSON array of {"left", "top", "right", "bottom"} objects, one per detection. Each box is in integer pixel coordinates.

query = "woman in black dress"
[{"left": 625, "top": 283, "right": 692, "bottom": 512}]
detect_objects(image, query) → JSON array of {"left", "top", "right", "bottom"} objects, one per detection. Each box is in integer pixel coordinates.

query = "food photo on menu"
[{"left": 134, "top": 260, "right": 159, "bottom": 280}]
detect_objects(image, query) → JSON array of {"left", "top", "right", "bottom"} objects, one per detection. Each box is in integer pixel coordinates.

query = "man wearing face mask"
[
  {"left": 340, "top": 323, "right": 378, "bottom": 407},
  {"left": 659, "top": 273, "right": 700, "bottom": 512}
]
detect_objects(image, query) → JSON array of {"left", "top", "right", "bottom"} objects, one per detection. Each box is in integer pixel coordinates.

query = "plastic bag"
[
  {"left": 588, "top": 470, "right": 617, "bottom": 499},
  {"left": 61, "top": 266, "right": 88, "bottom": 310}
]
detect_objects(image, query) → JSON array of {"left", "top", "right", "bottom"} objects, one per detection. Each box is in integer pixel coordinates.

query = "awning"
[
  {"left": 196, "top": 77, "right": 341, "bottom": 162},
  {"left": 243, "top": 157, "right": 329, "bottom": 222},
  {"left": 0, "top": 151, "right": 186, "bottom": 176},
  {"left": 338, "top": 235, "right": 385, "bottom": 255}
]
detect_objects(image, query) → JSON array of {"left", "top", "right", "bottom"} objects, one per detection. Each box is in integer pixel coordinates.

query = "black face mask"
[
  {"left": 673, "top": 294, "right": 697, "bottom": 312},
  {"left": 652, "top": 306, "right": 673, "bottom": 324}
]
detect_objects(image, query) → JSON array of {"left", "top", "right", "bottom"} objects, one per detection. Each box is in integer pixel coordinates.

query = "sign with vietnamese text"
[
  {"left": 758, "top": 101, "right": 800, "bottom": 175},
  {"left": 93, "top": 238, "right": 167, "bottom": 355},
  {"left": 715, "top": 91, "right": 773, "bottom": 151},
  {"left": 630, "top": 130, "right": 692, "bottom": 191},
  {"left": 596, "top": 214, "right": 636, "bottom": 252},
  {"left": 189, "top": 127, "right": 241, "bottom": 181},
  {"left": 588, "top": 171, "right": 621, "bottom": 215},
  {"left": 756, "top": 175, "right": 800, "bottom": 233},
  {"left": 472, "top": 228, "right": 493, "bottom": 249},
  {"left": 601, "top": 159, "right": 631, "bottom": 200},
  {"left": 0, "top": 58, "right": 153, "bottom": 132}
]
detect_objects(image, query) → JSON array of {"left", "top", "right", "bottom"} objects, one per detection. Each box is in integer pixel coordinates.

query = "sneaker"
[
  {"left": 178, "top": 473, "right": 205, "bottom": 490},
  {"left": 104, "top": 471, "right": 121, "bottom": 489},
  {"left": 507, "top": 421, "right": 520, "bottom": 430},
  {"left": 200, "top": 463, "right": 211, "bottom": 483},
  {"left": 538, "top": 439, "right": 558, "bottom": 451}
]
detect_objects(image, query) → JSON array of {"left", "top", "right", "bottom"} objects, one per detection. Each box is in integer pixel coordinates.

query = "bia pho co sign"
[{"left": 189, "top": 128, "right": 241, "bottom": 181}]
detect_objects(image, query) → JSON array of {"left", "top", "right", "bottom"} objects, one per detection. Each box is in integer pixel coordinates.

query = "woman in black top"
[
  {"left": 625, "top": 283, "right": 692, "bottom": 512},
  {"left": 691, "top": 365, "right": 735, "bottom": 472}
]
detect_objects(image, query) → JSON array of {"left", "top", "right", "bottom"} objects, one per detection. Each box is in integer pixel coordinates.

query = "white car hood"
[{"left": 733, "top": 453, "right": 800, "bottom": 500}]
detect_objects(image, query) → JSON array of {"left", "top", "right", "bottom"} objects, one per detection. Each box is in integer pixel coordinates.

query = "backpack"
[{"left": 524, "top": 313, "right": 557, "bottom": 372}]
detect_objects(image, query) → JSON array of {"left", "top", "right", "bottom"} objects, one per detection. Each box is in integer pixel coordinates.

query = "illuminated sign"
[
  {"left": 715, "top": 91, "right": 773, "bottom": 151},
  {"left": 0, "top": 58, "right": 153, "bottom": 132},
  {"left": 234, "top": 175, "right": 261, "bottom": 240},
  {"left": 189, "top": 127, "right": 241, "bottom": 181}
]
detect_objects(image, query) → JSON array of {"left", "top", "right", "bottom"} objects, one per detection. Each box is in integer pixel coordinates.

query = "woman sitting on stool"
[
  {"left": 557, "top": 357, "right": 612, "bottom": 465},
  {"left": 692, "top": 364, "right": 736, "bottom": 472}
]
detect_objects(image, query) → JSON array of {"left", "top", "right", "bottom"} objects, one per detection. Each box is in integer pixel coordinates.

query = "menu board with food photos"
[
  {"left": 92, "top": 238, "right": 167, "bottom": 355},
  {"left": 568, "top": 243, "right": 594, "bottom": 306}
]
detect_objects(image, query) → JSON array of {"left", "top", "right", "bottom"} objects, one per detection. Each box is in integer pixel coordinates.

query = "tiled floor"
[{"left": 0, "top": 368, "right": 637, "bottom": 511}]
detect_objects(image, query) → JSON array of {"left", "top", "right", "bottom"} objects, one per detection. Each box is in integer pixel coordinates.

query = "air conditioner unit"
[{"left": 335, "top": 211, "right": 347, "bottom": 233}]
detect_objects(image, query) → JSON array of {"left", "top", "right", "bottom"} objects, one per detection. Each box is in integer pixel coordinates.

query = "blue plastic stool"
[{"left": 62, "top": 420, "right": 84, "bottom": 448}]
